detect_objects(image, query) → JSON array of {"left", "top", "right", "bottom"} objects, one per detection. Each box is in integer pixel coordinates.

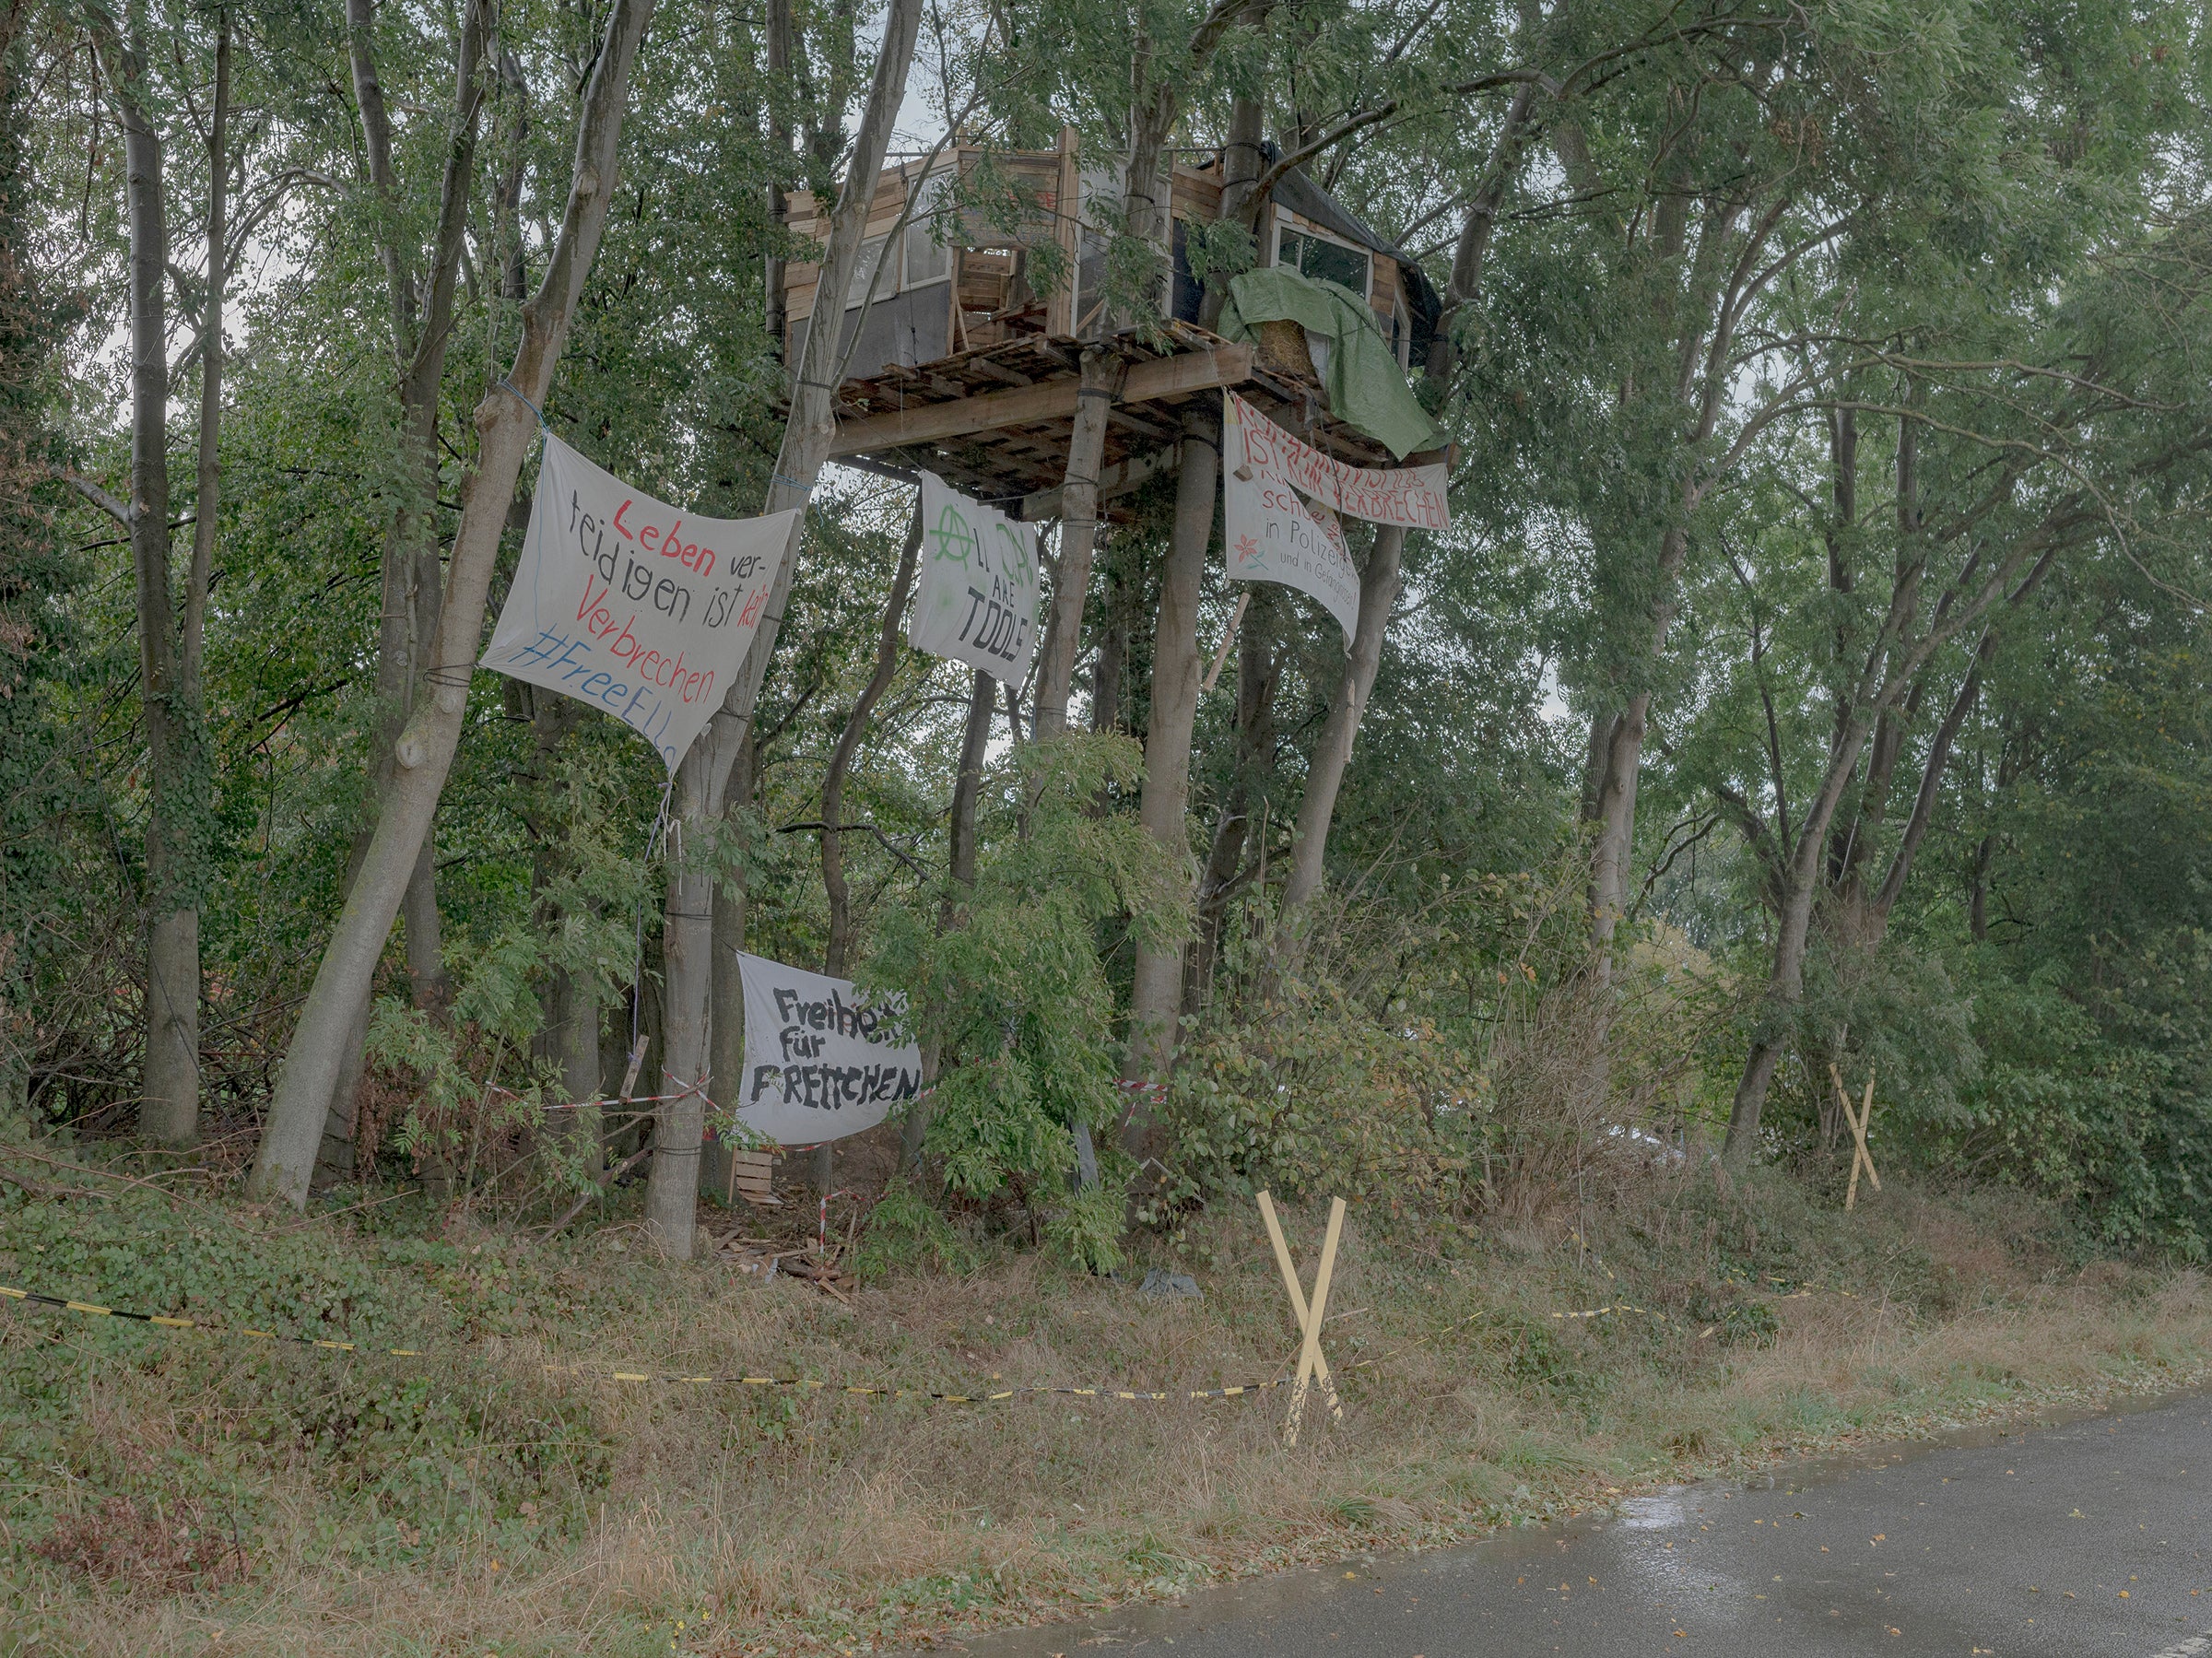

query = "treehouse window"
[
  {"left": 902, "top": 171, "right": 956, "bottom": 288},
  {"left": 1276, "top": 223, "right": 1371, "bottom": 299},
  {"left": 845, "top": 233, "right": 893, "bottom": 310}
]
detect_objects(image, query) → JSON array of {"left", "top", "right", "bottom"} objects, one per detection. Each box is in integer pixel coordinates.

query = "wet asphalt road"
[{"left": 931, "top": 1392, "right": 2212, "bottom": 1657}]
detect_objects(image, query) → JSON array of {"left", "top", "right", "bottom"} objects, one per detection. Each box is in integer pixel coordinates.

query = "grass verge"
[{"left": 2, "top": 1149, "right": 2206, "bottom": 1655}]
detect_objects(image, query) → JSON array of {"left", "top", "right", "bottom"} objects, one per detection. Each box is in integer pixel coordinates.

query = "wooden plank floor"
[{"left": 813, "top": 319, "right": 1404, "bottom": 521}]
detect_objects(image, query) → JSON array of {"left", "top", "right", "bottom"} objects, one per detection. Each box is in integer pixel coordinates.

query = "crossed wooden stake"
[
  {"left": 1830, "top": 1064, "right": 1882, "bottom": 1210},
  {"left": 1257, "top": 1190, "right": 1346, "bottom": 1447}
]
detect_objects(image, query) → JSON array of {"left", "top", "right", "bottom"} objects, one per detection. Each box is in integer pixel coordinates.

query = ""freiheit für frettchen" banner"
[{"left": 735, "top": 951, "right": 923, "bottom": 1144}]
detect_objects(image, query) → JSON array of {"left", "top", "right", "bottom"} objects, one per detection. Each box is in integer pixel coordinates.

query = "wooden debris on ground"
[{"left": 702, "top": 1224, "right": 857, "bottom": 1300}]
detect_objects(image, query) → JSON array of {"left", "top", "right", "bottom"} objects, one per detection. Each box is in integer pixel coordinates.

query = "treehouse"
[{"left": 782, "top": 131, "right": 1445, "bottom": 519}]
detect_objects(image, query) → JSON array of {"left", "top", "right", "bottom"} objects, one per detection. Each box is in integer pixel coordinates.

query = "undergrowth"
[{"left": 1, "top": 1138, "right": 2205, "bottom": 1657}]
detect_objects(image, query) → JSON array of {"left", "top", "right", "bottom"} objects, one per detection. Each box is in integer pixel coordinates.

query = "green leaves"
[{"left": 867, "top": 731, "right": 1184, "bottom": 1269}]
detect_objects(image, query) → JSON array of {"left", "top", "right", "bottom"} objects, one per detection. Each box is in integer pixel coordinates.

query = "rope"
[{"left": 498, "top": 377, "right": 550, "bottom": 430}]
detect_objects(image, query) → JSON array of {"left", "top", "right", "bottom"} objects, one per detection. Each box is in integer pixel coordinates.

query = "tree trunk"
[
  {"left": 391, "top": 0, "right": 483, "bottom": 1022},
  {"left": 1117, "top": 118, "right": 1174, "bottom": 327},
  {"left": 1722, "top": 826, "right": 1838, "bottom": 1166},
  {"left": 903, "top": 666, "right": 996, "bottom": 1172},
  {"left": 763, "top": 0, "right": 793, "bottom": 358},
  {"left": 1184, "top": 590, "right": 1278, "bottom": 1014},
  {"left": 946, "top": 670, "right": 994, "bottom": 900},
  {"left": 524, "top": 695, "right": 599, "bottom": 1170},
  {"left": 1423, "top": 80, "right": 1535, "bottom": 385},
  {"left": 1583, "top": 699, "right": 1641, "bottom": 973},
  {"left": 1968, "top": 831, "right": 1992, "bottom": 942},
  {"left": 98, "top": 20, "right": 204, "bottom": 1148},
  {"left": 147, "top": 15, "right": 231, "bottom": 1150},
  {"left": 648, "top": 742, "right": 717, "bottom": 1251},
  {"left": 1868, "top": 547, "right": 2061, "bottom": 935},
  {"left": 544, "top": 961, "right": 601, "bottom": 1173},
  {"left": 251, "top": 0, "right": 661, "bottom": 1209},
  {"left": 641, "top": 0, "right": 923, "bottom": 1254},
  {"left": 180, "top": 16, "right": 227, "bottom": 698},
  {"left": 1832, "top": 402, "right": 1938, "bottom": 924},
  {"left": 1030, "top": 349, "right": 1124, "bottom": 736},
  {"left": 318, "top": 995, "right": 370, "bottom": 1175},
  {"left": 1721, "top": 523, "right": 2073, "bottom": 1165},
  {"left": 315, "top": 0, "right": 491, "bottom": 1162},
  {"left": 1122, "top": 408, "right": 1218, "bottom": 1110},
  {"left": 1198, "top": 10, "right": 1268, "bottom": 331},
  {"left": 493, "top": 48, "right": 529, "bottom": 300},
  {"left": 1117, "top": 0, "right": 1249, "bottom": 327},
  {"left": 1721, "top": 693, "right": 1881, "bottom": 1166},
  {"left": 125, "top": 47, "right": 194, "bottom": 1143},
  {"left": 1583, "top": 520, "right": 1691, "bottom": 972},
  {"left": 1088, "top": 533, "right": 1134, "bottom": 736},
  {"left": 822, "top": 498, "right": 921, "bottom": 976},
  {"left": 1275, "top": 525, "right": 1405, "bottom": 953},
  {"left": 708, "top": 735, "right": 755, "bottom": 1151}
]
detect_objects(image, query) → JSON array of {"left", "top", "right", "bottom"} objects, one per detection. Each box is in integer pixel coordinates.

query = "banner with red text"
[
  {"left": 735, "top": 951, "right": 922, "bottom": 1144},
  {"left": 1223, "top": 393, "right": 1361, "bottom": 645},
  {"left": 1224, "top": 390, "right": 1450, "bottom": 530},
  {"left": 481, "top": 436, "right": 801, "bottom": 771}
]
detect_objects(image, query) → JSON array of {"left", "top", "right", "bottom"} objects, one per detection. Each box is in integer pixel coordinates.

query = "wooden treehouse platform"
[{"left": 823, "top": 320, "right": 1404, "bottom": 523}]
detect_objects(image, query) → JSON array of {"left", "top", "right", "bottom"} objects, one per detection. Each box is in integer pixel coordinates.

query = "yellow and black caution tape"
[
  {"left": 1, "top": 1282, "right": 429, "bottom": 1356},
  {"left": 2, "top": 1280, "right": 1284, "bottom": 1406},
  {"left": 1555, "top": 1232, "right": 1674, "bottom": 1323},
  {"left": 1534, "top": 1246, "right": 1866, "bottom": 1326},
  {"left": 541, "top": 1363, "right": 1290, "bottom": 1403},
  {"left": 1760, "top": 1288, "right": 1859, "bottom": 1302},
  {"left": 5, "top": 1264, "right": 1869, "bottom": 1410},
  {"left": 1726, "top": 1272, "right": 1861, "bottom": 1302}
]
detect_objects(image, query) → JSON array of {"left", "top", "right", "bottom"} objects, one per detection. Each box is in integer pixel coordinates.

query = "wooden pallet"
[
  {"left": 815, "top": 320, "right": 1405, "bottom": 522},
  {"left": 723, "top": 1148, "right": 781, "bottom": 1208}
]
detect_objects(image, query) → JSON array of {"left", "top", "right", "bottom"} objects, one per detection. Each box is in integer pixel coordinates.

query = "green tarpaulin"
[{"left": 1218, "top": 266, "right": 1447, "bottom": 460}]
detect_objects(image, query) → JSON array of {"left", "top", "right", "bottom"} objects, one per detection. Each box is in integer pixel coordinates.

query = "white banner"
[
  {"left": 1223, "top": 393, "right": 1361, "bottom": 645},
  {"left": 908, "top": 472, "right": 1040, "bottom": 685},
  {"left": 735, "top": 951, "right": 922, "bottom": 1144},
  {"left": 1225, "top": 390, "right": 1450, "bottom": 530},
  {"left": 481, "top": 436, "right": 802, "bottom": 771}
]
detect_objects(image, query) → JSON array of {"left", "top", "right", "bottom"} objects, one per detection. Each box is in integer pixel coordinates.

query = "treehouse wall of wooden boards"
[
  {"left": 783, "top": 133, "right": 1441, "bottom": 382},
  {"left": 783, "top": 135, "right": 1442, "bottom": 523}
]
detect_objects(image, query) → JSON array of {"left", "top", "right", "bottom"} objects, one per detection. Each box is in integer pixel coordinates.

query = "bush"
[
  {"left": 1151, "top": 974, "right": 1477, "bottom": 1215},
  {"left": 852, "top": 1179, "right": 975, "bottom": 1281},
  {"left": 872, "top": 732, "right": 1185, "bottom": 1271}
]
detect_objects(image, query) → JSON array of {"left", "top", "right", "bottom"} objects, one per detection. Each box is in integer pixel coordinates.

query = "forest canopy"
[{"left": 4, "top": 0, "right": 2212, "bottom": 1259}]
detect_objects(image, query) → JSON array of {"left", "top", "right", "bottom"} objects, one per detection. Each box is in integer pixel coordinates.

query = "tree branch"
[{"left": 56, "top": 467, "right": 135, "bottom": 526}]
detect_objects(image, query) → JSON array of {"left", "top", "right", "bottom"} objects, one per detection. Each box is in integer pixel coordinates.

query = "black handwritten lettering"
[{"left": 746, "top": 1059, "right": 923, "bottom": 1109}]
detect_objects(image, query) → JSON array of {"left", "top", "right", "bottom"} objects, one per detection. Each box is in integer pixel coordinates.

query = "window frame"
[
  {"left": 844, "top": 231, "right": 895, "bottom": 312},
  {"left": 900, "top": 168, "right": 958, "bottom": 292},
  {"left": 1272, "top": 210, "right": 1373, "bottom": 302}
]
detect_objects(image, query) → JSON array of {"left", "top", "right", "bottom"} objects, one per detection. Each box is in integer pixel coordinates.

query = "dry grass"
[{"left": 5, "top": 1172, "right": 2209, "bottom": 1657}]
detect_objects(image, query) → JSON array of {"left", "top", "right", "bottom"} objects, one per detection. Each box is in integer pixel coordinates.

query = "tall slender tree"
[
  {"left": 76, "top": 2, "right": 221, "bottom": 1147},
  {"left": 250, "top": 0, "right": 662, "bottom": 1207},
  {"left": 642, "top": 0, "right": 924, "bottom": 1254}
]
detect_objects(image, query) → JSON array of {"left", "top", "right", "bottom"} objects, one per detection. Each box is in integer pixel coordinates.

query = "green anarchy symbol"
[
  {"left": 929, "top": 505, "right": 979, "bottom": 569},
  {"left": 993, "top": 524, "right": 1032, "bottom": 589}
]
